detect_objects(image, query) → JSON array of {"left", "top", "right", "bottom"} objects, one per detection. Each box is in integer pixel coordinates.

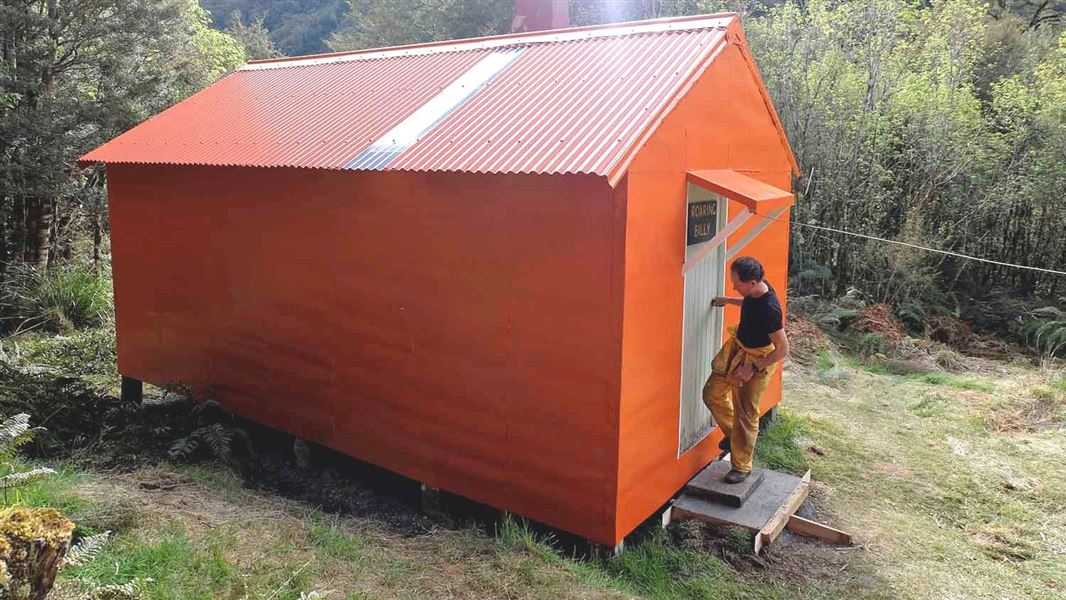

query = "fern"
[
  {"left": 168, "top": 423, "right": 249, "bottom": 464},
  {"left": 167, "top": 437, "right": 200, "bottom": 461},
  {"left": 0, "top": 466, "right": 56, "bottom": 490},
  {"left": 82, "top": 578, "right": 154, "bottom": 600},
  {"left": 1028, "top": 320, "right": 1066, "bottom": 357},
  {"left": 0, "top": 413, "right": 55, "bottom": 500},
  {"left": 199, "top": 423, "right": 233, "bottom": 460},
  {"left": 63, "top": 532, "right": 112, "bottom": 567},
  {"left": 0, "top": 413, "right": 32, "bottom": 458}
]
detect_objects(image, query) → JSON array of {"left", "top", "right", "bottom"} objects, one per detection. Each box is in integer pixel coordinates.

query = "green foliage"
[
  {"left": 1053, "top": 374, "right": 1066, "bottom": 394},
  {"left": 0, "top": 265, "right": 113, "bottom": 333},
  {"left": 166, "top": 397, "right": 251, "bottom": 466},
  {"left": 306, "top": 514, "right": 363, "bottom": 559},
  {"left": 225, "top": 10, "right": 283, "bottom": 59},
  {"left": 856, "top": 332, "right": 888, "bottom": 356},
  {"left": 1025, "top": 319, "right": 1066, "bottom": 357},
  {"left": 743, "top": 0, "right": 1066, "bottom": 302},
  {"left": 815, "top": 349, "right": 852, "bottom": 385},
  {"left": 327, "top": 0, "right": 512, "bottom": 51},
  {"left": 588, "top": 527, "right": 788, "bottom": 600},
  {"left": 168, "top": 423, "right": 236, "bottom": 463},
  {"left": 11, "top": 328, "right": 118, "bottom": 382},
  {"left": 909, "top": 393, "right": 950, "bottom": 418},
  {"left": 65, "top": 525, "right": 238, "bottom": 597},
  {"left": 0, "top": 414, "right": 55, "bottom": 499},
  {"left": 0, "top": 0, "right": 245, "bottom": 269},
  {"left": 907, "top": 372, "right": 996, "bottom": 392},
  {"left": 754, "top": 410, "right": 813, "bottom": 474},
  {"left": 200, "top": 0, "right": 348, "bottom": 55},
  {"left": 496, "top": 513, "right": 558, "bottom": 563}
]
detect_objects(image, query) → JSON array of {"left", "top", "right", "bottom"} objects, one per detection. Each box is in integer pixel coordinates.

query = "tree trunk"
[
  {"left": 0, "top": 507, "right": 75, "bottom": 600},
  {"left": 92, "top": 211, "right": 102, "bottom": 271},
  {"left": 29, "top": 198, "right": 53, "bottom": 270}
]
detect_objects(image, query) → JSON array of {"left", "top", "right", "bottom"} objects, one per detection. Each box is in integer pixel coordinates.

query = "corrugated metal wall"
[{"left": 678, "top": 187, "right": 726, "bottom": 454}]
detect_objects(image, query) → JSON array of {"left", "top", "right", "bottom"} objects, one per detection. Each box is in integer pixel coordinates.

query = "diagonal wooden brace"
[{"left": 682, "top": 209, "right": 751, "bottom": 274}]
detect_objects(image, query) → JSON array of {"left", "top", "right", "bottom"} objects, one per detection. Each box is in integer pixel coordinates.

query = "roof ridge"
[{"left": 242, "top": 12, "right": 736, "bottom": 71}]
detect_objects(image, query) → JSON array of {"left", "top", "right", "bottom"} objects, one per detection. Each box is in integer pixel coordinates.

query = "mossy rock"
[{"left": 0, "top": 507, "right": 75, "bottom": 600}]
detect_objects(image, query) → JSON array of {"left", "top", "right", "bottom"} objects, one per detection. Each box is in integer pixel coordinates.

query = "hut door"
[{"left": 678, "top": 185, "right": 727, "bottom": 455}]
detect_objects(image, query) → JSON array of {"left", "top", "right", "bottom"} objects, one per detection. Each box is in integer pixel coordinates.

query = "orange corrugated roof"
[{"left": 80, "top": 14, "right": 784, "bottom": 181}]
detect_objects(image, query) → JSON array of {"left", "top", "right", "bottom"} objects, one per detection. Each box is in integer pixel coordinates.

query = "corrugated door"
[{"left": 678, "top": 184, "right": 727, "bottom": 455}]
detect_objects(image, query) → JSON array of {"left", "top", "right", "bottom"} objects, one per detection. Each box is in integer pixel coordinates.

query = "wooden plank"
[
  {"left": 754, "top": 470, "right": 810, "bottom": 554},
  {"left": 673, "top": 468, "right": 805, "bottom": 531},
  {"left": 785, "top": 515, "right": 853, "bottom": 546}
]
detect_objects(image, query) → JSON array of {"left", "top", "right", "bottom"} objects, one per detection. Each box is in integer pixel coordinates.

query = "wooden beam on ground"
[
  {"left": 785, "top": 515, "right": 853, "bottom": 546},
  {"left": 754, "top": 470, "right": 810, "bottom": 555}
]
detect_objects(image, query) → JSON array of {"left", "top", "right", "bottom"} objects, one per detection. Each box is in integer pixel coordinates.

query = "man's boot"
[{"left": 723, "top": 469, "right": 750, "bottom": 484}]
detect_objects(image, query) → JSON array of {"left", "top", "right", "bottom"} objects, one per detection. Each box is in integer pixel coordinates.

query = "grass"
[
  {"left": 754, "top": 411, "right": 812, "bottom": 474},
  {"left": 1, "top": 334, "right": 1063, "bottom": 599},
  {"left": 0, "top": 264, "right": 113, "bottom": 333},
  {"left": 1053, "top": 374, "right": 1066, "bottom": 394},
  {"left": 783, "top": 358, "right": 1066, "bottom": 600},
  {"left": 904, "top": 371, "right": 997, "bottom": 392}
]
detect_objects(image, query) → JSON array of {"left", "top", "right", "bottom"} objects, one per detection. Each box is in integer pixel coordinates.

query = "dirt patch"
[
  {"left": 961, "top": 333, "right": 1028, "bottom": 361},
  {"left": 72, "top": 467, "right": 293, "bottom": 535}
]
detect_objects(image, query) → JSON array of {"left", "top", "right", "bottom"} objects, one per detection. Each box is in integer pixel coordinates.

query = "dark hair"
[{"left": 730, "top": 256, "right": 765, "bottom": 282}]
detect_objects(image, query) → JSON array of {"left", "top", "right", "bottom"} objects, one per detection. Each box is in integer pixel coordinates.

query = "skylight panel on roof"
[{"left": 345, "top": 48, "right": 527, "bottom": 170}]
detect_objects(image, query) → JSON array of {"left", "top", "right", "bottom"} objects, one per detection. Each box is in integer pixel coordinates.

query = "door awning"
[
  {"left": 686, "top": 170, "right": 793, "bottom": 215},
  {"left": 682, "top": 170, "right": 793, "bottom": 274}
]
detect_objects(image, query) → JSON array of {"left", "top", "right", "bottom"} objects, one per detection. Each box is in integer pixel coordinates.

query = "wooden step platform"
[
  {"left": 666, "top": 458, "right": 853, "bottom": 554},
  {"left": 685, "top": 461, "right": 765, "bottom": 507}
]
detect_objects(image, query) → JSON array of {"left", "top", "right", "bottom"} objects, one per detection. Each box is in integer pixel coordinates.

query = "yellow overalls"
[{"left": 702, "top": 325, "right": 776, "bottom": 473}]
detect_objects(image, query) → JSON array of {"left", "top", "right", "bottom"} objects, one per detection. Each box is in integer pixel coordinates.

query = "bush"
[
  {"left": 0, "top": 265, "right": 113, "bottom": 333},
  {"left": 15, "top": 329, "right": 118, "bottom": 382},
  {"left": 1024, "top": 319, "right": 1066, "bottom": 358},
  {"left": 856, "top": 333, "right": 887, "bottom": 357}
]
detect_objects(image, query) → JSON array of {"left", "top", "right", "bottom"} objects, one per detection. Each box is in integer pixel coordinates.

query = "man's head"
[{"left": 729, "top": 256, "right": 765, "bottom": 297}]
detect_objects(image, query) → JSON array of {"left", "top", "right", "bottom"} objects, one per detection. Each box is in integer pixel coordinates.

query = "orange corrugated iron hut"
[{"left": 80, "top": 13, "right": 799, "bottom": 547}]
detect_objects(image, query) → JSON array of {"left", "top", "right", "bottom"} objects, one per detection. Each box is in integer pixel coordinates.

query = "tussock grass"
[{"left": 0, "top": 264, "right": 113, "bottom": 333}]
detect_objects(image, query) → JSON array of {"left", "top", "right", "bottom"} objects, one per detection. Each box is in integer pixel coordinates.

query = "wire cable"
[{"left": 752, "top": 211, "right": 1066, "bottom": 276}]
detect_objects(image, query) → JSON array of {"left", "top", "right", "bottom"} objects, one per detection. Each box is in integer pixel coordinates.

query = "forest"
[
  {"left": 0, "top": 2, "right": 1064, "bottom": 599},
  {"left": 1, "top": 0, "right": 1063, "bottom": 349}
]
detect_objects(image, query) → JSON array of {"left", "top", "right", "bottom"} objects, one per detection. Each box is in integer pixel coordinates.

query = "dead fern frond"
[{"left": 62, "top": 531, "right": 112, "bottom": 567}]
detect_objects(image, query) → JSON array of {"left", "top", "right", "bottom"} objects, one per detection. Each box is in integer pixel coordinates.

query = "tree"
[
  {"left": 0, "top": 0, "right": 244, "bottom": 269},
  {"left": 327, "top": 0, "right": 512, "bottom": 51},
  {"left": 200, "top": 0, "right": 349, "bottom": 55},
  {"left": 226, "top": 10, "right": 283, "bottom": 60}
]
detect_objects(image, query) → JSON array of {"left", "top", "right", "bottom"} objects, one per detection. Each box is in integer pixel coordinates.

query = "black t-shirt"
[{"left": 737, "top": 283, "right": 783, "bottom": 348}]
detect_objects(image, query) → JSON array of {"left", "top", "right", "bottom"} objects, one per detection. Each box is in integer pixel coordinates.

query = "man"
[{"left": 704, "top": 256, "right": 790, "bottom": 484}]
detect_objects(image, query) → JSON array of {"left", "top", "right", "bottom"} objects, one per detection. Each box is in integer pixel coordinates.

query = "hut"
[{"left": 79, "top": 13, "right": 799, "bottom": 548}]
